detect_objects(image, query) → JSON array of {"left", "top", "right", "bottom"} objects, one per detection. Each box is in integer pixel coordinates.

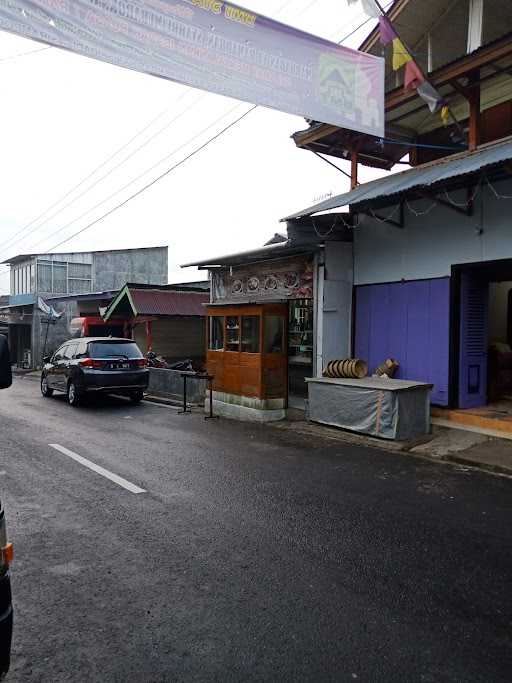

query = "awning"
[
  {"left": 182, "top": 240, "right": 318, "bottom": 269},
  {"left": 283, "top": 137, "right": 512, "bottom": 221}
]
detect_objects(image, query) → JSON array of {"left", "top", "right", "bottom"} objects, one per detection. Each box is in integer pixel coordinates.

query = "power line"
[
  {"left": 0, "top": 89, "right": 194, "bottom": 253},
  {"left": 0, "top": 46, "right": 51, "bottom": 63},
  {"left": 0, "top": 90, "right": 204, "bottom": 255},
  {"left": 44, "top": 106, "right": 257, "bottom": 254},
  {"left": 30, "top": 102, "right": 246, "bottom": 252},
  {"left": 333, "top": 0, "right": 393, "bottom": 44}
]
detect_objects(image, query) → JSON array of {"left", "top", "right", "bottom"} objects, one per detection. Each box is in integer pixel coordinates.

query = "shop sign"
[
  {"left": 0, "top": 0, "right": 384, "bottom": 135},
  {"left": 212, "top": 256, "right": 313, "bottom": 303}
]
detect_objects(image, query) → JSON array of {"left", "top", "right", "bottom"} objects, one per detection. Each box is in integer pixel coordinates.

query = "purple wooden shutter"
[
  {"left": 459, "top": 272, "right": 488, "bottom": 409},
  {"left": 355, "top": 279, "right": 450, "bottom": 405}
]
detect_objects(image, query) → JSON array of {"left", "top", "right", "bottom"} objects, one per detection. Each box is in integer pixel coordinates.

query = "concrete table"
[{"left": 306, "top": 377, "right": 433, "bottom": 440}]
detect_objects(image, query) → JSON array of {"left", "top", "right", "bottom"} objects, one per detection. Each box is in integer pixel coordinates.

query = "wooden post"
[
  {"left": 351, "top": 150, "right": 359, "bottom": 190},
  {"left": 468, "top": 70, "right": 480, "bottom": 151},
  {"left": 146, "top": 320, "right": 153, "bottom": 352}
]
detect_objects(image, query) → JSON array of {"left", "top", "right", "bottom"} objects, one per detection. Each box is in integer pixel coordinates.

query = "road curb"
[
  {"left": 271, "top": 420, "right": 512, "bottom": 478},
  {"left": 444, "top": 454, "right": 512, "bottom": 477}
]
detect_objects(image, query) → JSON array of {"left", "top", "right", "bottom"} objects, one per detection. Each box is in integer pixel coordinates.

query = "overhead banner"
[{"left": 0, "top": 0, "right": 385, "bottom": 135}]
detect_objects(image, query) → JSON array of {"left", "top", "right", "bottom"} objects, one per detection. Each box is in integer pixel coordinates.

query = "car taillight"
[
  {"left": 133, "top": 359, "right": 147, "bottom": 368},
  {"left": 79, "top": 358, "right": 105, "bottom": 369},
  {"left": 1, "top": 543, "right": 13, "bottom": 567},
  {"left": 0, "top": 511, "right": 11, "bottom": 567}
]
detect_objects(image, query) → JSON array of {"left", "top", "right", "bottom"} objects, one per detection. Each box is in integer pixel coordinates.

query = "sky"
[{"left": 0, "top": 0, "right": 386, "bottom": 292}]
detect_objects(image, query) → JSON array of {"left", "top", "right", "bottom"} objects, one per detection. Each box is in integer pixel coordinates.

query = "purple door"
[
  {"left": 458, "top": 272, "right": 489, "bottom": 409},
  {"left": 354, "top": 278, "right": 450, "bottom": 405}
]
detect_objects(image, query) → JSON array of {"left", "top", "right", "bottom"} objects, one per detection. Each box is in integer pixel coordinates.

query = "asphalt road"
[{"left": 1, "top": 377, "right": 512, "bottom": 682}]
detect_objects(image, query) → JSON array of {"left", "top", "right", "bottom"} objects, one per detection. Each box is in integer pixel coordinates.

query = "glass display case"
[
  {"left": 288, "top": 299, "right": 314, "bottom": 364},
  {"left": 288, "top": 299, "right": 314, "bottom": 399},
  {"left": 206, "top": 304, "right": 288, "bottom": 400}
]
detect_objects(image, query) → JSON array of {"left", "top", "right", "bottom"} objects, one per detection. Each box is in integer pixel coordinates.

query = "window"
[
  {"left": 88, "top": 341, "right": 143, "bottom": 359},
  {"left": 53, "top": 345, "right": 66, "bottom": 362},
  {"left": 38, "top": 262, "right": 53, "bottom": 293},
  {"left": 75, "top": 340, "right": 88, "bottom": 358},
  {"left": 63, "top": 343, "right": 78, "bottom": 360},
  {"left": 68, "top": 262, "right": 93, "bottom": 294},
  {"left": 289, "top": 299, "right": 314, "bottom": 362},
  {"left": 52, "top": 263, "right": 67, "bottom": 293},
  {"left": 37, "top": 259, "right": 92, "bottom": 294},
  {"left": 241, "top": 316, "right": 260, "bottom": 353},
  {"left": 208, "top": 316, "right": 224, "bottom": 351},
  {"left": 265, "top": 316, "right": 284, "bottom": 354},
  {"left": 226, "top": 316, "right": 240, "bottom": 351}
]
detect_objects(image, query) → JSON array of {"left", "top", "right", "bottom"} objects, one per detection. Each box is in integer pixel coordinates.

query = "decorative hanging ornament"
[
  {"left": 378, "top": 15, "right": 397, "bottom": 44},
  {"left": 417, "top": 82, "right": 445, "bottom": 114},
  {"left": 404, "top": 60, "right": 425, "bottom": 90},
  {"left": 392, "top": 38, "right": 412, "bottom": 71},
  {"left": 440, "top": 106, "right": 451, "bottom": 126}
]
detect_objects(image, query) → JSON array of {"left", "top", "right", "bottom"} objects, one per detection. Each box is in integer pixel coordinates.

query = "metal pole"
[
  {"left": 179, "top": 373, "right": 189, "bottom": 414},
  {"left": 41, "top": 319, "right": 50, "bottom": 365},
  {"left": 205, "top": 375, "right": 219, "bottom": 420}
]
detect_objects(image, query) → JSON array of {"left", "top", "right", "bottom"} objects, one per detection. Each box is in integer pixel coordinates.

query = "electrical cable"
[
  {"left": 0, "top": 89, "right": 194, "bottom": 252},
  {"left": 333, "top": 0, "right": 394, "bottom": 44},
  {"left": 0, "top": 46, "right": 51, "bottom": 62},
  {"left": 487, "top": 177, "right": 512, "bottom": 200},
  {"left": 29, "top": 101, "right": 244, "bottom": 251},
  {"left": 0, "top": 90, "right": 204, "bottom": 255},
  {"left": 44, "top": 106, "right": 257, "bottom": 254},
  {"left": 379, "top": 137, "right": 465, "bottom": 151}
]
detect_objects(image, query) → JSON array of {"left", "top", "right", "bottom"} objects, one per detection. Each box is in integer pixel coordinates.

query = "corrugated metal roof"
[
  {"left": 181, "top": 240, "right": 317, "bottom": 268},
  {"left": 283, "top": 137, "right": 512, "bottom": 221},
  {"left": 130, "top": 289, "right": 208, "bottom": 316}
]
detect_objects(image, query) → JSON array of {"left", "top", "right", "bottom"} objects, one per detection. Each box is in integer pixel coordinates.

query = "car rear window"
[{"left": 87, "top": 341, "right": 143, "bottom": 359}]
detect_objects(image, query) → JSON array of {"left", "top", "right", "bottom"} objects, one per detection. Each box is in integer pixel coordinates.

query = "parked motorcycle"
[{"left": 145, "top": 351, "right": 169, "bottom": 369}]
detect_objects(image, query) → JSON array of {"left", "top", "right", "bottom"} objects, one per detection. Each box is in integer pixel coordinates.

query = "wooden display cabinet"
[{"left": 206, "top": 303, "right": 288, "bottom": 401}]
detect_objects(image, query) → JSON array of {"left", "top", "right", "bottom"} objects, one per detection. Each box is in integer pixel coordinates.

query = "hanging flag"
[
  {"left": 379, "top": 16, "right": 397, "bottom": 45},
  {"left": 441, "top": 106, "right": 451, "bottom": 126},
  {"left": 37, "top": 298, "right": 63, "bottom": 320},
  {"left": 347, "top": 0, "right": 381, "bottom": 18},
  {"left": 404, "top": 60, "right": 425, "bottom": 90},
  {"left": 417, "top": 81, "right": 445, "bottom": 113},
  {"left": 392, "top": 38, "right": 412, "bottom": 70}
]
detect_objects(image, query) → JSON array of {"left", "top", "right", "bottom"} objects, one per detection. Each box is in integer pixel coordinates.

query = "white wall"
[
  {"left": 316, "top": 242, "right": 353, "bottom": 374},
  {"left": 354, "top": 178, "right": 512, "bottom": 285}
]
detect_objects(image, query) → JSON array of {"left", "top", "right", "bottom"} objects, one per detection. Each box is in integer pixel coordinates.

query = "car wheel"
[
  {"left": 130, "top": 390, "right": 144, "bottom": 403},
  {"left": 67, "top": 381, "right": 81, "bottom": 407},
  {"left": 41, "top": 374, "right": 54, "bottom": 397}
]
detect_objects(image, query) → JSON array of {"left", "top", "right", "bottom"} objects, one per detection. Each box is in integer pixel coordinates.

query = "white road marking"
[{"left": 49, "top": 444, "right": 146, "bottom": 494}]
